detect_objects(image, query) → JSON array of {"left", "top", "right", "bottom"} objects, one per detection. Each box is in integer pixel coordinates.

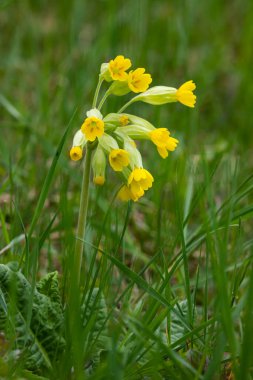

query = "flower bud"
[
  {"left": 73, "top": 130, "right": 86, "bottom": 147},
  {"left": 69, "top": 130, "right": 87, "bottom": 161},
  {"left": 70, "top": 146, "right": 83, "bottom": 161},
  {"left": 92, "top": 145, "right": 106, "bottom": 186}
]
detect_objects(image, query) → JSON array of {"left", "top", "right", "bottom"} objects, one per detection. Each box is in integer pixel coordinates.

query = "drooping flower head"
[
  {"left": 128, "top": 68, "right": 152, "bottom": 93},
  {"left": 109, "top": 149, "right": 130, "bottom": 172},
  {"left": 70, "top": 146, "right": 83, "bottom": 161},
  {"left": 125, "top": 81, "right": 196, "bottom": 108},
  {"left": 176, "top": 80, "right": 196, "bottom": 108},
  {"left": 109, "top": 55, "right": 132, "bottom": 81},
  {"left": 70, "top": 56, "right": 196, "bottom": 202},
  {"left": 148, "top": 128, "right": 179, "bottom": 158},
  {"left": 117, "top": 185, "right": 135, "bottom": 202},
  {"left": 127, "top": 168, "right": 154, "bottom": 201},
  {"left": 70, "top": 130, "right": 87, "bottom": 161}
]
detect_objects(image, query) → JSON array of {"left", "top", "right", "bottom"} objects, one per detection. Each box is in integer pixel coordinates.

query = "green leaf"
[
  {"left": 170, "top": 300, "right": 189, "bottom": 346},
  {"left": 0, "top": 264, "right": 65, "bottom": 372},
  {"left": 82, "top": 288, "right": 109, "bottom": 372}
]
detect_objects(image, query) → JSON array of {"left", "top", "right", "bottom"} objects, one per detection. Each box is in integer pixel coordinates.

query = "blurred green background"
[
  {"left": 1, "top": 2, "right": 253, "bottom": 378},
  {"left": 0, "top": 0, "right": 252, "bottom": 252}
]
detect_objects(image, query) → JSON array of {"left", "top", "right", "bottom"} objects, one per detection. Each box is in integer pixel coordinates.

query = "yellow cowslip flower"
[
  {"left": 109, "top": 149, "right": 130, "bottom": 171},
  {"left": 128, "top": 168, "right": 154, "bottom": 201},
  {"left": 119, "top": 115, "right": 129, "bottom": 126},
  {"left": 81, "top": 116, "right": 104, "bottom": 142},
  {"left": 93, "top": 175, "right": 105, "bottom": 186},
  {"left": 109, "top": 55, "right": 132, "bottom": 81},
  {"left": 148, "top": 128, "right": 179, "bottom": 158},
  {"left": 117, "top": 185, "right": 134, "bottom": 201},
  {"left": 128, "top": 68, "right": 152, "bottom": 93},
  {"left": 70, "top": 146, "right": 83, "bottom": 161},
  {"left": 69, "top": 130, "right": 86, "bottom": 161},
  {"left": 128, "top": 81, "right": 196, "bottom": 108},
  {"left": 176, "top": 80, "right": 196, "bottom": 108}
]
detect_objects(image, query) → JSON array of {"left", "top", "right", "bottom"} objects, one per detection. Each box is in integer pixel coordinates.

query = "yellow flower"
[
  {"left": 127, "top": 81, "right": 196, "bottom": 108},
  {"left": 81, "top": 117, "right": 104, "bottom": 142},
  {"left": 109, "top": 55, "right": 132, "bottom": 81},
  {"left": 70, "top": 146, "right": 83, "bottom": 161},
  {"left": 176, "top": 80, "right": 196, "bottom": 108},
  {"left": 117, "top": 185, "right": 134, "bottom": 201},
  {"left": 148, "top": 128, "right": 179, "bottom": 158},
  {"left": 93, "top": 175, "right": 105, "bottom": 186},
  {"left": 128, "top": 68, "right": 152, "bottom": 93},
  {"left": 156, "top": 140, "right": 178, "bottom": 158},
  {"left": 128, "top": 168, "right": 154, "bottom": 201},
  {"left": 109, "top": 149, "right": 130, "bottom": 171},
  {"left": 119, "top": 115, "right": 129, "bottom": 126}
]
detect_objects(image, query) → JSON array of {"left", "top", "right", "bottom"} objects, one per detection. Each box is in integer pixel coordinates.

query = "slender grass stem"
[
  {"left": 92, "top": 77, "right": 103, "bottom": 108},
  {"left": 74, "top": 143, "right": 92, "bottom": 286}
]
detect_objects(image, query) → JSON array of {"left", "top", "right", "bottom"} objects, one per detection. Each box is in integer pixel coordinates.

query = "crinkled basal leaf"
[
  {"left": 82, "top": 288, "right": 109, "bottom": 372},
  {"left": 170, "top": 300, "right": 188, "bottom": 346},
  {"left": 0, "top": 263, "right": 65, "bottom": 372}
]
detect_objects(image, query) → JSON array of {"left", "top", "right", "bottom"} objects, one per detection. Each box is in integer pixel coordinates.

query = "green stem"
[
  {"left": 74, "top": 144, "right": 92, "bottom": 286},
  {"left": 92, "top": 77, "right": 103, "bottom": 108},
  {"left": 117, "top": 99, "right": 135, "bottom": 113},
  {"left": 98, "top": 89, "right": 111, "bottom": 110}
]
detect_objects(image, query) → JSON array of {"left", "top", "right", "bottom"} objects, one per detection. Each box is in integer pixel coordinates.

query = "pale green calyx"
[
  {"left": 99, "top": 63, "right": 112, "bottom": 82},
  {"left": 73, "top": 130, "right": 87, "bottom": 147},
  {"left": 86, "top": 108, "right": 103, "bottom": 119},
  {"left": 129, "top": 86, "right": 177, "bottom": 105},
  {"left": 123, "top": 114, "right": 154, "bottom": 130},
  {"left": 116, "top": 132, "right": 143, "bottom": 169},
  {"left": 98, "top": 133, "right": 119, "bottom": 152},
  {"left": 117, "top": 125, "right": 152, "bottom": 140},
  {"left": 104, "top": 113, "right": 154, "bottom": 130},
  {"left": 108, "top": 81, "right": 130, "bottom": 96},
  {"left": 92, "top": 145, "right": 106, "bottom": 181}
]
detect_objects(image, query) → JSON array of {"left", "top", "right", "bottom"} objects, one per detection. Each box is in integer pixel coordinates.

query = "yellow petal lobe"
[
  {"left": 109, "top": 149, "right": 130, "bottom": 171},
  {"left": 127, "top": 168, "right": 154, "bottom": 201},
  {"left": 148, "top": 128, "right": 179, "bottom": 159},
  {"left": 128, "top": 68, "right": 152, "bottom": 93},
  {"left": 81, "top": 117, "right": 104, "bottom": 142},
  {"left": 109, "top": 55, "right": 132, "bottom": 81},
  {"left": 93, "top": 176, "right": 105, "bottom": 186},
  {"left": 176, "top": 80, "right": 196, "bottom": 108}
]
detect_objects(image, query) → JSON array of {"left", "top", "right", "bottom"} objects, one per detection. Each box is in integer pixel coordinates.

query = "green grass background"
[{"left": 0, "top": 0, "right": 253, "bottom": 379}]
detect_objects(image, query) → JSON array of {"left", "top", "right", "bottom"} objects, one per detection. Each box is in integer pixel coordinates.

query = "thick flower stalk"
[{"left": 69, "top": 55, "right": 196, "bottom": 282}]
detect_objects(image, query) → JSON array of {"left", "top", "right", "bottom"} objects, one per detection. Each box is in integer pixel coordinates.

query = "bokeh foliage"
[{"left": 0, "top": 0, "right": 253, "bottom": 379}]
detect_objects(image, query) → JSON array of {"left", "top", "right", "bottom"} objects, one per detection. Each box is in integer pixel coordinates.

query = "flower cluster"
[{"left": 70, "top": 55, "right": 196, "bottom": 202}]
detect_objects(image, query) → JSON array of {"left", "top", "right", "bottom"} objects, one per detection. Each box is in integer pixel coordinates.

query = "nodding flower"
[{"left": 70, "top": 56, "right": 196, "bottom": 201}]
